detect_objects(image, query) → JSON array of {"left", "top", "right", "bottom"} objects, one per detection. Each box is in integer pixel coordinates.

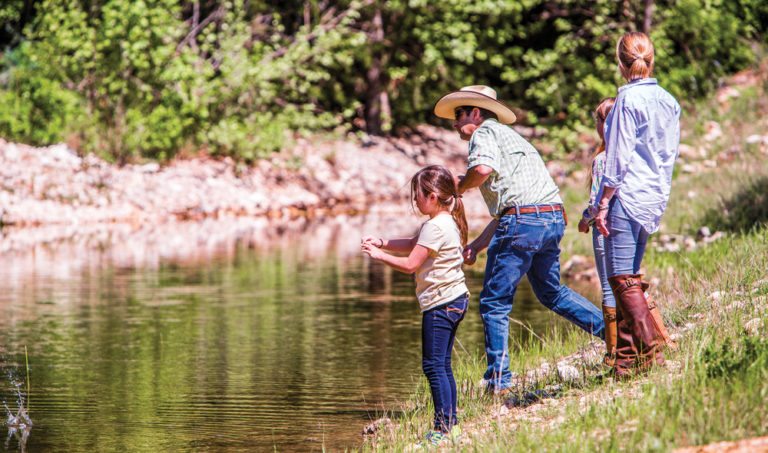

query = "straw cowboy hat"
[{"left": 434, "top": 85, "right": 516, "bottom": 124}]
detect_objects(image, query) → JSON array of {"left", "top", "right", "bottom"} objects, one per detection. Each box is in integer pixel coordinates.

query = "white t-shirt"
[{"left": 414, "top": 213, "right": 469, "bottom": 312}]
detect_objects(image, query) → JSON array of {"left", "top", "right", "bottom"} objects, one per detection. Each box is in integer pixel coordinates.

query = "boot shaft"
[{"left": 608, "top": 274, "right": 665, "bottom": 374}]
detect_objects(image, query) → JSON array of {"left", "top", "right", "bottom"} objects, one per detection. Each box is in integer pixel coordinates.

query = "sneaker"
[{"left": 424, "top": 430, "right": 447, "bottom": 446}]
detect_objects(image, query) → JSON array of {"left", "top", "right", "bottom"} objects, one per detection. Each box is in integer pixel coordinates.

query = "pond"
[{"left": 0, "top": 213, "right": 596, "bottom": 452}]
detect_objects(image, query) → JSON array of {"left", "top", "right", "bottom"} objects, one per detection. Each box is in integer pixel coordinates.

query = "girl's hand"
[
  {"left": 361, "top": 241, "right": 385, "bottom": 260},
  {"left": 595, "top": 208, "right": 610, "bottom": 237},
  {"left": 462, "top": 246, "right": 477, "bottom": 265},
  {"left": 361, "top": 236, "right": 384, "bottom": 248},
  {"left": 578, "top": 218, "right": 590, "bottom": 234}
]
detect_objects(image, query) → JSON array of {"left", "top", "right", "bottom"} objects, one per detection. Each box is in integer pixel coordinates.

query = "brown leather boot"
[
  {"left": 613, "top": 299, "right": 637, "bottom": 378},
  {"left": 609, "top": 274, "right": 665, "bottom": 377},
  {"left": 602, "top": 306, "right": 618, "bottom": 367},
  {"left": 640, "top": 278, "right": 677, "bottom": 350}
]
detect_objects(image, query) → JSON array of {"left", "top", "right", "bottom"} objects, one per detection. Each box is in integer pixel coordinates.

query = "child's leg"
[
  {"left": 443, "top": 295, "right": 468, "bottom": 428},
  {"left": 422, "top": 304, "right": 459, "bottom": 433},
  {"left": 592, "top": 229, "right": 615, "bottom": 308}
]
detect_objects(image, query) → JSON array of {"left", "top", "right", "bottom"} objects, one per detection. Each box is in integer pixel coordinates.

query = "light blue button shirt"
[{"left": 599, "top": 78, "right": 681, "bottom": 234}]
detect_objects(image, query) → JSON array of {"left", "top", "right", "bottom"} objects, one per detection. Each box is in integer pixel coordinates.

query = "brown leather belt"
[{"left": 500, "top": 204, "right": 567, "bottom": 224}]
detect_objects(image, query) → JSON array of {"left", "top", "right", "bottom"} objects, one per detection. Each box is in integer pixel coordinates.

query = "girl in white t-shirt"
[{"left": 362, "top": 165, "right": 469, "bottom": 445}]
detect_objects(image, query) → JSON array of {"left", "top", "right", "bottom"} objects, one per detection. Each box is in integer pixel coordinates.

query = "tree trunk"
[
  {"left": 643, "top": 0, "right": 654, "bottom": 34},
  {"left": 364, "top": 6, "right": 391, "bottom": 135}
]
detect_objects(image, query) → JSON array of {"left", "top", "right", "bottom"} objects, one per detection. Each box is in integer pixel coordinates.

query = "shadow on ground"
[{"left": 700, "top": 176, "right": 768, "bottom": 233}]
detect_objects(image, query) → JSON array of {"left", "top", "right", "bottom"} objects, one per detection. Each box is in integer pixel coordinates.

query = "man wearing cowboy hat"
[{"left": 434, "top": 85, "right": 605, "bottom": 393}]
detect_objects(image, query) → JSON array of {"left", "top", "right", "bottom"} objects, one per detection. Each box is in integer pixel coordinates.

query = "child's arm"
[
  {"left": 362, "top": 235, "right": 417, "bottom": 253},
  {"left": 462, "top": 218, "right": 499, "bottom": 264},
  {"left": 362, "top": 242, "right": 430, "bottom": 274}
]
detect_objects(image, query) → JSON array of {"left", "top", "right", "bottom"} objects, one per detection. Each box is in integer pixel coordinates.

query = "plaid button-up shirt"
[{"left": 468, "top": 119, "right": 562, "bottom": 217}]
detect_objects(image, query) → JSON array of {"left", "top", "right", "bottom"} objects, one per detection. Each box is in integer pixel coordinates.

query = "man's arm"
[
  {"left": 458, "top": 164, "right": 494, "bottom": 194},
  {"left": 462, "top": 218, "right": 499, "bottom": 264}
]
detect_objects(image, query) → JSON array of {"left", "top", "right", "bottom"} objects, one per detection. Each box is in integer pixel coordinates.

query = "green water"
[{"left": 0, "top": 218, "right": 593, "bottom": 452}]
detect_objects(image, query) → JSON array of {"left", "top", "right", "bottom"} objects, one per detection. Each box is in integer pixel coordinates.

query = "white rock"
[
  {"left": 139, "top": 163, "right": 160, "bottom": 173},
  {"left": 556, "top": 363, "right": 581, "bottom": 383},
  {"left": 746, "top": 134, "right": 764, "bottom": 145},
  {"left": 703, "top": 121, "right": 722, "bottom": 141},
  {"left": 744, "top": 318, "right": 763, "bottom": 335}
]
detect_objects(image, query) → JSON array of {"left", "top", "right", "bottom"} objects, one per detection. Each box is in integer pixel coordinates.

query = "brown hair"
[
  {"left": 410, "top": 165, "right": 468, "bottom": 247},
  {"left": 587, "top": 97, "right": 615, "bottom": 188},
  {"left": 616, "top": 32, "right": 654, "bottom": 81}
]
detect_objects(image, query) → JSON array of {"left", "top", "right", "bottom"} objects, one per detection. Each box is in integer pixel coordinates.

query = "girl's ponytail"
[{"left": 451, "top": 193, "right": 468, "bottom": 248}]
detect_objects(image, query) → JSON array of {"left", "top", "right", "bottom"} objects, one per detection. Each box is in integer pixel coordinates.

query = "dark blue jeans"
[
  {"left": 422, "top": 293, "right": 468, "bottom": 432},
  {"left": 480, "top": 209, "right": 605, "bottom": 390}
]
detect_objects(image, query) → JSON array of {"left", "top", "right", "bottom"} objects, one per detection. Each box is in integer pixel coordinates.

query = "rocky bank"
[{"left": 0, "top": 125, "right": 506, "bottom": 254}]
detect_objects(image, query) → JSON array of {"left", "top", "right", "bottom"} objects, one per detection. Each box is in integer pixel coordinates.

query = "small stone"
[
  {"left": 703, "top": 231, "right": 725, "bottom": 244},
  {"left": 744, "top": 318, "right": 763, "bottom": 335},
  {"left": 703, "top": 121, "right": 722, "bottom": 141},
  {"left": 556, "top": 363, "right": 581, "bottom": 383},
  {"left": 746, "top": 134, "right": 764, "bottom": 145},
  {"left": 681, "top": 164, "right": 698, "bottom": 173},
  {"left": 141, "top": 162, "right": 161, "bottom": 173},
  {"left": 678, "top": 144, "right": 698, "bottom": 160}
]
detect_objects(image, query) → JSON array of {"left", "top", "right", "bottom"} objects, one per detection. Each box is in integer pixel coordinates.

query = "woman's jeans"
[
  {"left": 605, "top": 198, "right": 649, "bottom": 277},
  {"left": 479, "top": 209, "right": 605, "bottom": 391},
  {"left": 592, "top": 229, "right": 617, "bottom": 308},
  {"left": 422, "top": 293, "right": 468, "bottom": 432}
]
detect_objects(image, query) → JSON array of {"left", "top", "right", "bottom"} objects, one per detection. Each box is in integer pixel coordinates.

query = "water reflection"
[{"left": 0, "top": 212, "right": 595, "bottom": 451}]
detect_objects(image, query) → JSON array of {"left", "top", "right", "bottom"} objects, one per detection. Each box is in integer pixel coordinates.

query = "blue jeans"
[
  {"left": 422, "top": 293, "right": 468, "bottom": 432},
  {"left": 480, "top": 209, "right": 605, "bottom": 390},
  {"left": 592, "top": 229, "right": 616, "bottom": 308},
  {"left": 605, "top": 198, "right": 649, "bottom": 277}
]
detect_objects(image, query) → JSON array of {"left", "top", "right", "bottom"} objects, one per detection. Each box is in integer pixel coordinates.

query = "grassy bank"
[{"left": 360, "top": 68, "right": 768, "bottom": 451}]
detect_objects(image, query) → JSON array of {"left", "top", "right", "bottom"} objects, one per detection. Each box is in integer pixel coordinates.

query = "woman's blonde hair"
[
  {"left": 587, "top": 97, "right": 615, "bottom": 188},
  {"left": 410, "top": 165, "right": 468, "bottom": 247},
  {"left": 616, "top": 32, "right": 654, "bottom": 81}
]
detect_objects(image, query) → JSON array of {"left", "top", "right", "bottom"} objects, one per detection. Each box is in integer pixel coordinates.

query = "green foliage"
[
  {"left": 0, "top": 43, "right": 84, "bottom": 145},
  {"left": 0, "top": 0, "right": 766, "bottom": 160}
]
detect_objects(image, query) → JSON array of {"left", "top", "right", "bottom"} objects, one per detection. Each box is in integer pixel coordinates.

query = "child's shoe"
[{"left": 424, "top": 430, "right": 447, "bottom": 447}]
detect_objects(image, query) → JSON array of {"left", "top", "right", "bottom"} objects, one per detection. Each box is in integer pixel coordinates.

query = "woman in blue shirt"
[{"left": 594, "top": 31, "right": 681, "bottom": 378}]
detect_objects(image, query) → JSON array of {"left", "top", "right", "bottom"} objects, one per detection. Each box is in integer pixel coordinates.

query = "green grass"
[{"left": 360, "top": 69, "right": 768, "bottom": 451}]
